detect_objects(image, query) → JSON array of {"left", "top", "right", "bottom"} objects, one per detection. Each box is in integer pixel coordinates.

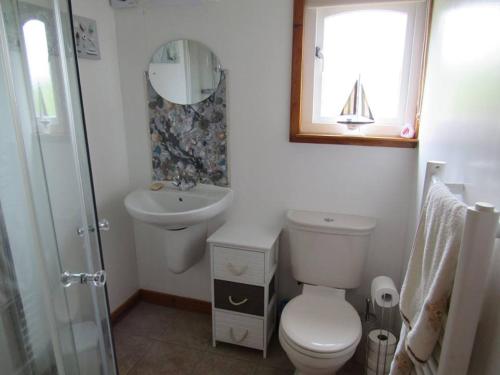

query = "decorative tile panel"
[{"left": 147, "top": 72, "right": 228, "bottom": 186}]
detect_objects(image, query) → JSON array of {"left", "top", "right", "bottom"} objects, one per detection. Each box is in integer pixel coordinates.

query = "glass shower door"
[{"left": 0, "top": 0, "right": 116, "bottom": 374}]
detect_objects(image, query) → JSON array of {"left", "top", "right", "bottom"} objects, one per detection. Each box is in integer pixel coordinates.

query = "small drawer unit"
[{"left": 208, "top": 223, "right": 280, "bottom": 358}]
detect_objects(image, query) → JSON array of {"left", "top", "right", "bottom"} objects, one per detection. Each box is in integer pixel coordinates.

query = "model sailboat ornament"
[{"left": 337, "top": 76, "right": 374, "bottom": 128}]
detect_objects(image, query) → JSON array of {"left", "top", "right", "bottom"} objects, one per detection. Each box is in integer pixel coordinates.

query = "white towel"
[{"left": 390, "top": 181, "right": 466, "bottom": 375}]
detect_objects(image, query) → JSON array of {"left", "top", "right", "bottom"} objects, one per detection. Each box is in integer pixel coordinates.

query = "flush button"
[{"left": 324, "top": 217, "right": 335, "bottom": 223}]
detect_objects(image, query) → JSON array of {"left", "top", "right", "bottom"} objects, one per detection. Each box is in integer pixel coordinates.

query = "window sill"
[{"left": 290, "top": 132, "right": 418, "bottom": 148}]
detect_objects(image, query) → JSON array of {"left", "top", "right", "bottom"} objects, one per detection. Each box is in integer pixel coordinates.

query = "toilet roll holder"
[{"left": 364, "top": 292, "right": 397, "bottom": 374}]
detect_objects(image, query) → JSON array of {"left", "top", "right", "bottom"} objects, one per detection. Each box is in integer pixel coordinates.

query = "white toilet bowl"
[{"left": 279, "top": 286, "right": 362, "bottom": 375}]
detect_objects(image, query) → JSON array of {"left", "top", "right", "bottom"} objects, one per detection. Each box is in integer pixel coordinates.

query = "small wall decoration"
[
  {"left": 73, "top": 15, "right": 100, "bottom": 60},
  {"left": 147, "top": 72, "right": 228, "bottom": 186}
]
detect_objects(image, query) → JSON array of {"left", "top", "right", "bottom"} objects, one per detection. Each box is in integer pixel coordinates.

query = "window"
[
  {"left": 23, "top": 19, "right": 59, "bottom": 134},
  {"left": 290, "top": 0, "right": 430, "bottom": 147}
]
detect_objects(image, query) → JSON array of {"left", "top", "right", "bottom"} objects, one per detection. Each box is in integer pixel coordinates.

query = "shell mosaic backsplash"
[{"left": 147, "top": 72, "right": 228, "bottom": 186}]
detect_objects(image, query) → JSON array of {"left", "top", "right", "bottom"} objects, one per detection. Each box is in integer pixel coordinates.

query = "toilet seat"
[
  {"left": 280, "top": 294, "right": 362, "bottom": 358},
  {"left": 280, "top": 325, "right": 358, "bottom": 360}
]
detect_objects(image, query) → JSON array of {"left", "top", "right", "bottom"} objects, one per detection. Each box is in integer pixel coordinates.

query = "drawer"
[
  {"left": 213, "top": 246, "right": 265, "bottom": 284},
  {"left": 214, "top": 310, "right": 264, "bottom": 350},
  {"left": 214, "top": 279, "right": 264, "bottom": 316}
]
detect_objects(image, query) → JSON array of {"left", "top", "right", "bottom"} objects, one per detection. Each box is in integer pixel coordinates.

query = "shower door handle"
[
  {"left": 98, "top": 219, "right": 110, "bottom": 231},
  {"left": 76, "top": 219, "right": 110, "bottom": 237},
  {"left": 61, "top": 270, "right": 106, "bottom": 288}
]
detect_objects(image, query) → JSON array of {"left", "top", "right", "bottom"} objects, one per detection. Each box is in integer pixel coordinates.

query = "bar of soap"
[{"left": 150, "top": 182, "right": 164, "bottom": 191}]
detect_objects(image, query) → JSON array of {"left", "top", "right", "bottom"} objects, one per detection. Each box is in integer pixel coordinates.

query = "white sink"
[
  {"left": 125, "top": 183, "right": 233, "bottom": 230},
  {"left": 124, "top": 183, "right": 233, "bottom": 274}
]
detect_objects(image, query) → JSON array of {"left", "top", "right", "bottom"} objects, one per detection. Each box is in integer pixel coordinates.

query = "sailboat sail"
[{"left": 338, "top": 77, "right": 374, "bottom": 125}]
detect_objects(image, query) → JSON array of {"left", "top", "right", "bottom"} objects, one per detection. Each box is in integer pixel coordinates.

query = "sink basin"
[
  {"left": 124, "top": 183, "right": 233, "bottom": 230},
  {"left": 124, "top": 183, "right": 233, "bottom": 274}
]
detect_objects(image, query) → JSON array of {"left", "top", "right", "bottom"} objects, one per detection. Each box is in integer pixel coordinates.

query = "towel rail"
[
  {"left": 423, "top": 161, "right": 500, "bottom": 238},
  {"left": 421, "top": 161, "right": 500, "bottom": 375}
]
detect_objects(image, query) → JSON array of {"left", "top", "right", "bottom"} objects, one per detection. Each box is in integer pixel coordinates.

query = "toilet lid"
[{"left": 281, "top": 294, "right": 361, "bottom": 354}]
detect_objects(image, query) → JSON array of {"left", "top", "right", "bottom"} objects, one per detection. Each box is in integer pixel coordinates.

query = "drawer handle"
[
  {"left": 228, "top": 296, "right": 248, "bottom": 306},
  {"left": 227, "top": 262, "right": 248, "bottom": 276},
  {"left": 230, "top": 327, "right": 249, "bottom": 343}
]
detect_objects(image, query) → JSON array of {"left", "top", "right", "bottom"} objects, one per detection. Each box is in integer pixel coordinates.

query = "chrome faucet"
[{"left": 172, "top": 171, "right": 197, "bottom": 191}]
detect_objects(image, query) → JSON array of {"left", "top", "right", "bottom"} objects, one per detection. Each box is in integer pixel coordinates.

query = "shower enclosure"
[{"left": 0, "top": 0, "right": 116, "bottom": 374}]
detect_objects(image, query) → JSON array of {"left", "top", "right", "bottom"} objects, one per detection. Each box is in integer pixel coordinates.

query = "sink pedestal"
[{"left": 163, "top": 222, "right": 208, "bottom": 273}]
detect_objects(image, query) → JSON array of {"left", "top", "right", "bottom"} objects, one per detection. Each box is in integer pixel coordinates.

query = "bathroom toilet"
[{"left": 280, "top": 210, "right": 376, "bottom": 375}]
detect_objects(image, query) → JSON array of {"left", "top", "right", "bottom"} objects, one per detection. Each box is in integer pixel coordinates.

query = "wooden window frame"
[{"left": 289, "top": 0, "right": 433, "bottom": 148}]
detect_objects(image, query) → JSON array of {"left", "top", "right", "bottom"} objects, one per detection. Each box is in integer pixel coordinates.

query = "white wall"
[
  {"left": 418, "top": 0, "right": 500, "bottom": 373},
  {"left": 72, "top": 0, "right": 138, "bottom": 311},
  {"left": 114, "top": 0, "right": 417, "bottom": 309}
]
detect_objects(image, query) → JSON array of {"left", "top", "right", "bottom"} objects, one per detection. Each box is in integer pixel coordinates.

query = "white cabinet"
[{"left": 208, "top": 223, "right": 280, "bottom": 358}]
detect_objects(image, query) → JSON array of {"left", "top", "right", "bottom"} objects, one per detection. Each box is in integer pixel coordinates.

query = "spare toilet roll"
[
  {"left": 371, "top": 276, "right": 399, "bottom": 308},
  {"left": 367, "top": 356, "right": 392, "bottom": 374},
  {"left": 367, "top": 347, "right": 395, "bottom": 363},
  {"left": 367, "top": 329, "right": 397, "bottom": 354},
  {"left": 367, "top": 350, "right": 394, "bottom": 373}
]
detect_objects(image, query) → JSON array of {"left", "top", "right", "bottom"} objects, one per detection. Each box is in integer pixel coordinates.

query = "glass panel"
[
  {"left": 0, "top": 0, "right": 116, "bottom": 374},
  {"left": 0, "top": 28, "right": 79, "bottom": 374},
  {"left": 23, "top": 19, "right": 58, "bottom": 134},
  {"left": 316, "top": 9, "right": 408, "bottom": 124}
]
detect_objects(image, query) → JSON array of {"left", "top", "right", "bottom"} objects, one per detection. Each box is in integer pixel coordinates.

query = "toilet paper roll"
[
  {"left": 367, "top": 347, "right": 395, "bottom": 363},
  {"left": 367, "top": 352, "right": 394, "bottom": 374},
  {"left": 371, "top": 276, "right": 399, "bottom": 308},
  {"left": 367, "top": 329, "right": 397, "bottom": 354}
]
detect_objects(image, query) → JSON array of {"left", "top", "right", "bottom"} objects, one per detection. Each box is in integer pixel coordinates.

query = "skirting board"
[
  {"left": 110, "top": 290, "right": 141, "bottom": 325},
  {"left": 140, "top": 289, "right": 212, "bottom": 315},
  {"left": 110, "top": 289, "right": 211, "bottom": 325}
]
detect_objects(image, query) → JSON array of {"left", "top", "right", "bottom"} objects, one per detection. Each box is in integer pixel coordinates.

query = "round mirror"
[{"left": 148, "top": 39, "right": 222, "bottom": 105}]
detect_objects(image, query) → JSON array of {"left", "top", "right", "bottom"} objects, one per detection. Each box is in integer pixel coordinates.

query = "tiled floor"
[{"left": 113, "top": 302, "right": 364, "bottom": 374}]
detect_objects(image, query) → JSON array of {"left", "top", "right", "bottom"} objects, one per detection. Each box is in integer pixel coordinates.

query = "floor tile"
[
  {"left": 209, "top": 337, "right": 293, "bottom": 371},
  {"left": 193, "top": 352, "right": 256, "bottom": 375},
  {"left": 113, "top": 330, "right": 154, "bottom": 375},
  {"left": 338, "top": 359, "right": 364, "bottom": 374},
  {"left": 114, "top": 302, "right": 178, "bottom": 339},
  {"left": 254, "top": 366, "right": 294, "bottom": 375},
  {"left": 113, "top": 303, "right": 365, "bottom": 375},
  {"left": 128, "top": 341, "right": 204, "bottom": 375},
  {"left": 151, "top": 310, "right": 212, "bottom": 351}
]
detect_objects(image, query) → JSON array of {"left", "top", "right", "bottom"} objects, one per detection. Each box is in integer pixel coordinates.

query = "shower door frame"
[{"left": 0, "top": 0, "right": 118, "bottom": 373}]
